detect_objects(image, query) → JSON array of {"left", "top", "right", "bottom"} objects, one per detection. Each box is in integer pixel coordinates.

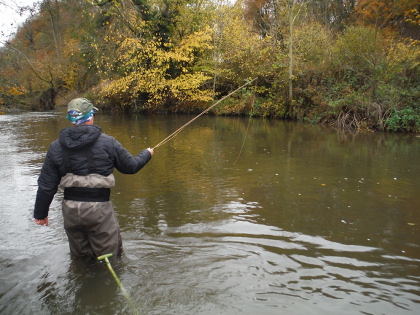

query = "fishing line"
[
  {"left": 233, "top": 79, "right": 258, "bottom": 165},
  {"left": 153, "top": 78, "right": 257, "bottom": 149}
]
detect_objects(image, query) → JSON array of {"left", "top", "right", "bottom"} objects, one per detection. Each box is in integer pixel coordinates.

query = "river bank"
[{"left": 2, "top": 92, "right": 420, "bottom": 135}]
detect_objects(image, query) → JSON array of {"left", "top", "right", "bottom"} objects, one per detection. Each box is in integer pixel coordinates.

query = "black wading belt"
[{"left": 64, "top": 187, "right": 110, "bottom": 202}]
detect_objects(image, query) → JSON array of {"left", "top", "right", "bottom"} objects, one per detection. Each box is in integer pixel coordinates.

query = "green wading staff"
[{"left": 97, "top": 253, "right": 139, "bottom": 314}]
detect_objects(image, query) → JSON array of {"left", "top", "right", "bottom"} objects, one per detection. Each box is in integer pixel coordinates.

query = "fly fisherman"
[{"left": 33, "top": 98, "right": 153, "bottom": 258}]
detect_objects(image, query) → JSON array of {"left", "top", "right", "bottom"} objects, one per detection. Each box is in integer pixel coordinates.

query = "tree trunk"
[
  {"left": 288, "top": 0, "right": 296, "bottom": 117},
  {"left": 288, "top": 2, "right": 293, "bottom": 105},
  {"left": 39, "top": 87, "right": 57, "bottom": 110},
  {"left": 45, "top": 0, "right": 62, "bottom": 61}
]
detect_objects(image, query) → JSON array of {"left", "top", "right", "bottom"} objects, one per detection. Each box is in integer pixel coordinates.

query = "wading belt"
[
  {"left": 64, "top": 187, "right": 110, "bottom": 202},
  {"left": 61, "top": 144, "right": 110, "bottom": 202}
]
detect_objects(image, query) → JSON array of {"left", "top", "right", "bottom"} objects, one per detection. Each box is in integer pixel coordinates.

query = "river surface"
[{"left": 0, "top": 111, "right": 419, "bottom": 315}]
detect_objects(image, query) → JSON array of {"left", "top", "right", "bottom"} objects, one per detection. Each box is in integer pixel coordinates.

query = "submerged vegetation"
[{"left": 0, "top": 0, "right": 419, "bottom": 132}]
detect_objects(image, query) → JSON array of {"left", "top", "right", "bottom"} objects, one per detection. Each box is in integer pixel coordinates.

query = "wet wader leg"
[
  {"left": 62, "top": 201, "right": 94, "bottom": 257},
  {"left": 65, "top": 228, "right": 94, "bottom": 257},
  {"left": 83, "top": 202, "right": 122, "bottom": 257},
  {"left": 117, "top": 226, "right": 123, "bottom": 256}
]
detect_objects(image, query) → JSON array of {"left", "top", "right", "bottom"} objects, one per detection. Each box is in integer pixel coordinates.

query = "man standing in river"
[{"left": 33, "top": 98, "right": 153, "bottom": 258}]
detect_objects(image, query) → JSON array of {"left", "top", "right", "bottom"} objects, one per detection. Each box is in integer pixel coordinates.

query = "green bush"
[{"left": 386, "top": 107, "right": 420, "bottom": 132}]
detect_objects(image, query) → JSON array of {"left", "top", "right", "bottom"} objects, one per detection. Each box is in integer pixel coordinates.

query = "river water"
[{"left": 0, "top": 111, "right": 419, "bottom": 315}]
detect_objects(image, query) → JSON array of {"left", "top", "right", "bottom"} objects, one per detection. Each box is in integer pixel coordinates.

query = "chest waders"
[{"left": 60, "top": 145, "right": 122, "bottom": 258}]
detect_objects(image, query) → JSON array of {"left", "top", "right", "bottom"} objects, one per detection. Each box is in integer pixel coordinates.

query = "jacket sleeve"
[
  {"left": 34, "top": 145, "right": 61, "bottom": 219},
  {"left": 113, "top": 139, "right": 152, "bottom": 174}
]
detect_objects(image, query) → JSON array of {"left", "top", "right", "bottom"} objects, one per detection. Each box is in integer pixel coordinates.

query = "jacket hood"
[{"left": 59, "top": 125, "right": 102, "bottom": 150}]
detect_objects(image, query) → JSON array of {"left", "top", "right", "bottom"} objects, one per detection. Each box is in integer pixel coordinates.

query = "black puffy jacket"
[{"left": 34, "top": 124, "right": 152, "bottom": 219}]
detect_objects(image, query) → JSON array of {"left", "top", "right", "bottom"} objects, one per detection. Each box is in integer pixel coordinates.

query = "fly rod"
[{"left": 153, "top": 78, "right": 257, "bottom": 149}]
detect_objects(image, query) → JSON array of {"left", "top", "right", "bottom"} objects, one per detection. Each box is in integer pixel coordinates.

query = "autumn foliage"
[{"left": 0, "top": 0, "right": 419, "bottom": 132}]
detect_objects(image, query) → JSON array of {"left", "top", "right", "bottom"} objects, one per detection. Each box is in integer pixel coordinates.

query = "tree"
[
  {"left": 243, "top": 0, "right": 278, "bottom": 36},
  {"left": 214, "top": 2, "right": 275, "bottom": 85},
  {"left": 354, "top": 0, "right": 420, "bottom": 38},
  {"left": 93, "top": 0, "right": 215, "bottom": 110},
  {"left": 305, "top": 0, "right": 356, "bottom": 29},
  {"left": 287, "top": 0, "right": 299, "bottom": 110}
]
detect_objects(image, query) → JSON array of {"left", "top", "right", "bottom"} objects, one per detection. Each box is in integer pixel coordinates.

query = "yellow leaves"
[
  {"left": 0, "top": 85, "right": 26, "bottom": 106},
  {"left": 292, "top": 21, "right": 332, "bottom": 67},
  {"left": 410, "top": 40, "right": 420, "bottom": 46},
  {"left": 7, "top": 86, "right": 26, "bottom": 96},
  {"left": 215, "top": 7, "right": 274, "bottom": 82},
  {"left": 167, "top": 73, "right": 213, "bottom": 101},
  {"left": 97, "top": 22, "right": 214, "bottom": 108},
  {"left": 387, "top": 40, "right": 420, "bottom": 70},
  {"left": 404, "top": 8, "right": 420, "bottom": 26},
  {"left": 355, "top": 0, "right": 420, "bottom": 32},
  {"left": 180, "top": 27, "right": 213, "bottom": 52}
]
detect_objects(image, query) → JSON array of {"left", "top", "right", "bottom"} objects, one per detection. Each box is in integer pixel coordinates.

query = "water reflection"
[{"left": 0, "top": 111, "right": 419, "bottom": 314}]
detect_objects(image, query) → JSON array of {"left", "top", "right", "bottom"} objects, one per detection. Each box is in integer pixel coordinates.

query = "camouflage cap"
[{"left": 67, "top": 98, "right": 98, "bottom": 115}]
